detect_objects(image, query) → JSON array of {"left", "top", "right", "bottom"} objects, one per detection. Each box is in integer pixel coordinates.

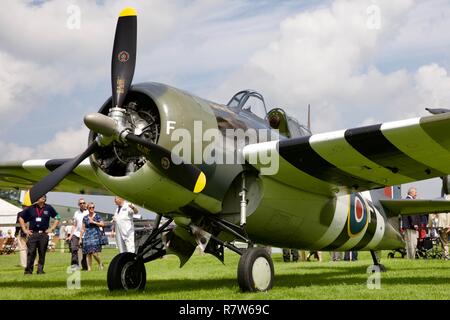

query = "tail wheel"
[
  {"left": 107, "top": 252, "right": 146, "bottom": 291},
  {"left": 237, "top": 247, "right": 274, "bottom": 292}
]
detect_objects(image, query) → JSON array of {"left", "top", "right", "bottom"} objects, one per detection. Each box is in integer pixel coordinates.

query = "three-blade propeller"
[{"left": 24, "top": 7, "right": 206, "bottom": 206}]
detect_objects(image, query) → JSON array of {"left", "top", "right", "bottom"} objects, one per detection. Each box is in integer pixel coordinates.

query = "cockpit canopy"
[
  {"left": 227, "top": 90, "right": 311, "bottom": 138},
  {"left": 227, "top": 90, "right": 268, "bottom": 120}
]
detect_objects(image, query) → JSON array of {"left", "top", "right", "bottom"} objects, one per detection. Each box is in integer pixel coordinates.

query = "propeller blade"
[
  {"left": 126, "top": 134, "right": 206, "bottom": 194},
  {"left": 24, "top": 142, "right": 99, "bottom": 206},
  {"left": 425, "top": 107, "right": 450, "bottom": 115},
  {"left": 111, "top": 7, "right": 137, "bottom": 109}
]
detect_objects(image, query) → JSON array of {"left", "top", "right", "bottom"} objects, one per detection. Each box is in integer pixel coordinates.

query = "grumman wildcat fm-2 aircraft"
[{"left": 2, "top": 7, "right": 450, "bottom": 292}]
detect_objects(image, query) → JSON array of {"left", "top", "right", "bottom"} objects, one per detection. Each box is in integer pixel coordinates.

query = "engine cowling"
[{"left": 88, "top": 82, "right": 223, "bottom": 213}]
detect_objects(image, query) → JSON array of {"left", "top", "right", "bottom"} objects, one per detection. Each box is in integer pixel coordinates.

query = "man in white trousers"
[{"left": 112, "top": 196, "right": 138, "bottom": 253}]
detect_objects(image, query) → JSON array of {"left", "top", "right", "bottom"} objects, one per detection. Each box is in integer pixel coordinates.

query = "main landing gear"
[
  {"left": 106, "top": 214, "right": 275, "bottom": 292},
  {"left": 235, "top": 172, "right": 273, "bottom": 291},
  {"left": 107, "top": 214, "right": 172, "bottom": 291},
  {"left": 192, "top": 215, "right": 275, "bottom": 292},
  {"left": 107, "top": 173, "right": 274, "bottom": 292}
]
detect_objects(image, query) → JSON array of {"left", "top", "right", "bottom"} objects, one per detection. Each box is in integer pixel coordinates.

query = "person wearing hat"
[{"left": 19, "top": 195, "right": 60, "bottom": 274}]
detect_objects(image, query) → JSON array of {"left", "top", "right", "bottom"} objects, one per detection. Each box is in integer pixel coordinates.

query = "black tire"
[
  {"left": 387, "top": 253, "right": 394, "bottom": 259},
  {"left": 107, "top": 252, "right": 146, "bottom": 291},
  {"left": 237, "top": 247, "right": 274, "bottom": 292}
]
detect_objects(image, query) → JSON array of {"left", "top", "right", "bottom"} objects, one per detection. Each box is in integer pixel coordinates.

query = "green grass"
[{"left": 0, "top": 248, "right": 448, "bottom": 299}]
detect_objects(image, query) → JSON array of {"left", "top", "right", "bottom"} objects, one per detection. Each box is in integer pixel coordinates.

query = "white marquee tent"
[{"left": 0, "top": 199, "right": 20, "bottom": 237}]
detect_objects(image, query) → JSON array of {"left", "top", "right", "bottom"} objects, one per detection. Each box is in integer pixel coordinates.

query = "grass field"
[{"left": 0, "top": 248, "right": 448, "bottom": 300}]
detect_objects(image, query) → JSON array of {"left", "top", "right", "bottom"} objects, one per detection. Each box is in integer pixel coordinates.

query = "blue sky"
[{"left": 1, "top": 0, "right": 450, "bottom": 206}]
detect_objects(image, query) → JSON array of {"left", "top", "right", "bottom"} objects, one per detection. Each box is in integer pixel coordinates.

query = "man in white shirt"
[
  {"left": 67, "top": 198, "right": 88, "bottom": 268},
  {"left": 112, "top": 196, "right": 138, "bottom": 253}
]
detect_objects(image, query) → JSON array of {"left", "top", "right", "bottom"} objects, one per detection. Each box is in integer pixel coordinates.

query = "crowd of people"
[
  {"left": 9, "top": 195, "right": 139, "bottom": 275},
  {"left": 3, "top": 186, "right": 449, "bottom": 275},
  {"left": 400, "top": 187, "right": 449, "bottom": 260}
]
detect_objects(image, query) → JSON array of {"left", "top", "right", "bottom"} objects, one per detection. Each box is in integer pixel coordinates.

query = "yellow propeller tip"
[
  {"left": 193, "top": 172, "right": 206, "bottom": 194},
  {"left": 23, "top": 191, "right": 32, "bottom": 207},
  {"left": 119, "top": 7, "right": 137, "bottom": 17}
]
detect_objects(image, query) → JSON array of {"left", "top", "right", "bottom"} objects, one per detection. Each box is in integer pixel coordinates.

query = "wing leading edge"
[
  {"left": 380, "top": 199, "right": 450, "bottom": 217},
  {"left": 244, "top": 113, "right": 450, "bottom": 196},
  {"left": 0, "top": 159, "right": 110, "bottom": 196}
]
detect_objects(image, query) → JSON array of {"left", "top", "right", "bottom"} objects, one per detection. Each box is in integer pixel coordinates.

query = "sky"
[{"left": 1, "top": 0, "right": 450, "bottom": 211}]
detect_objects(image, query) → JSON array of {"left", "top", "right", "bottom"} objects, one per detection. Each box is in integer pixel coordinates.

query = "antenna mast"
[{"left": 307, "top": 104, "right": 311, "bottom": 131}]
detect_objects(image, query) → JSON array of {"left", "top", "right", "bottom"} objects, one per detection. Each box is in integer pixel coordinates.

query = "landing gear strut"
[
  {"left": 107, "top": 215, "right": 173, "bottom": 291},
  {"left": 198, "top": 215, "right": 275, "bottom": 292},
  {"left": 370, "top": 250, "right": 387, "bottom": 272},
  {"left": 208, "top": 172, "right": 274, "bottom": 292},
  {"left": 199, "top": 217, "right": 275, "bottom": 292}
]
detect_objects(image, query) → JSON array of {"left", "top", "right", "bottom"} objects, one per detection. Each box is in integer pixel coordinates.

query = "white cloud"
[
  {"left": 3, "top": 0, "right": 450, "bottom": 152},
  {"left": 214, "top": 0, "right": 450, "bottom": 132},
  {"left": 0, "top": 51, "right": 71, "bottom": 118},
  {"left": 1, "top": 0, "right": 450, "bottom": 199},
  {"left": 0, "top": 126, "right": 88, "bottom": 161},
  {"left": 415, "top": 64, "right": 450, "bottom": 108},
  {"left": 0, "top": 0, "right": 300, "bottom": 141}
]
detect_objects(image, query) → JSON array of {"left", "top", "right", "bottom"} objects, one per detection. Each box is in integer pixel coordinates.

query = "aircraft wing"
[
  {"left": 0, "top": 158, "right": 110, "bottom": 195},
  {"left": 380, "top": 199, "right": 450, "bottom": 217},
  {"left": 244, "top": 113, "right": 450, "bottom": 196}
]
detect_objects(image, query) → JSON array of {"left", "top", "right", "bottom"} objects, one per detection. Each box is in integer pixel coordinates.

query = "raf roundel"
[{"left": 347, "top": 193, "right": 368, "bottom": 237}]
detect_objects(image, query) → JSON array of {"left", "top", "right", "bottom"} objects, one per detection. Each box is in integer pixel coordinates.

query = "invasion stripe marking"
[
  {"left": 313, "top": 195, "right": 349, "bottom": 249},
  {"left": 382, "top": 118, "right": 450, "bottom": 174},
  {"left": 23, "top": 160, "right": 51, "bottom": 169},
  {"left": 244, "top": 141, "right": 336, "bottom": 196},
  {"left": 345, "top": 124, "right": 444, "bottom": 180},
  {"left": 361, "top": 209, "right": 385, "bottom": 250},
  {"left": 279, "top": 137, "right": 380, "bottom": 191},
  {"left": 309, "top": 130, "right": 413, "bottom": 186},
  {"left": 320, "top": 225, "right": 350, "bottom": 251}
]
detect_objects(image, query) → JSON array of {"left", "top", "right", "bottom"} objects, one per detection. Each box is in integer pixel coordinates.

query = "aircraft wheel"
[
  {"left": 237, "top": 247, "right": 274, "bottom": 292},
  {"left": 107, "top": 252, "right": 146, "bottom": 291}
]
